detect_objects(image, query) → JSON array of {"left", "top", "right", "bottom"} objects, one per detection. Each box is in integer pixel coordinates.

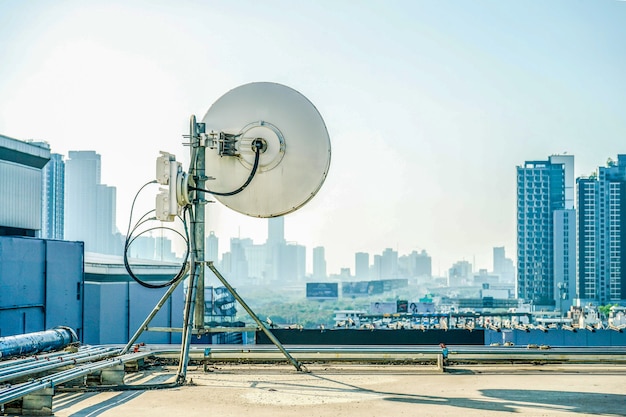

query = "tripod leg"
[
  {"left": 121, "top": 264, "right": 189, "bottom": 355},
  {"left": 176, "top": 263, "right": 199, "bottom": 383},
  {"left": 207, "top": 261, "right": 306, "bottom": 372}
]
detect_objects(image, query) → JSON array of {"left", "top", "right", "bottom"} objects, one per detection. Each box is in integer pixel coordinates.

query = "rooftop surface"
[{"left": 51, "top": 363, "right": 626, "bottom": 417}]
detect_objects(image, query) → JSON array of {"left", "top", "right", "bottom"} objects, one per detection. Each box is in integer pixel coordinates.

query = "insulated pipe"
[
  {"left": 0, "top": 347, "right": 119, "bottom": 383},
  {"left": 0, "top": 327, "right": 78, "bottom": 360}
]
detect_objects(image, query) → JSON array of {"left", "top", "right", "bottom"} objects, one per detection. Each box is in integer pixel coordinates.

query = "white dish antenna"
[
  {"left": 155, "top": 82, "right": 331, "bottom": 220},
  {"left": 202, "top": 82, "right": 331, "bottom": 217},
  {"left": 136, "top": 82, "right": 331, "bottom": 378}
]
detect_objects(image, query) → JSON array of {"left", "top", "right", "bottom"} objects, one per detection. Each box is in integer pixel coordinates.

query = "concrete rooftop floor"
[{"left": 51, "top": 363, "right": 626, "bottom": 417}]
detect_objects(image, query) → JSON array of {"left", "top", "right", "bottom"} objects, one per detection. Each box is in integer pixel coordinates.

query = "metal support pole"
[
  {"left": 176, "top": 260, "right": 197, "bottom": 383},
  {"left": 207, "top": 261, "right": 306, "bottom": 372},
  {"left": 176, "top": 116, "right": 205, "bottom": 384},
  {"left": 191, "top": 116, "right": 206, "bottom": 332}
]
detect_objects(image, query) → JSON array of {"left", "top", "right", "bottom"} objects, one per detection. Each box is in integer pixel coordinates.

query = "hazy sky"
[{"left": 1, "top": 0, "right": 625, "bottom": 276}]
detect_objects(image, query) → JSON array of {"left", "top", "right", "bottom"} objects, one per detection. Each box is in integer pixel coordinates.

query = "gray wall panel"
[
  {"left": 0, "top": 162, "right": 42, "bottom": 230},
  {"left": 98, "top": 283, "right": 129, "bottom": 344},
  {"left": 170, "top": 285, "right": 184, "bottom": 344},
  {"left": 83, "top": 275, "right": 184, "bottom": 345},
  {"left": 0, "top": 237, "right": 45, "bottom": 308},
  {"left": 129, "top": 285, "right": 174, "bottom": 344},
  {"left": 82, "top": 282, "right": 102, "bottom": 344},
  {"left": 0, "top": 308, "right": 45, "bottom": 337},
  {"left": 0, "top": 236, "right": 83, "bottom": 338},
  {"left": 45, "top": 240, "right": 84, "bottom": 338}
]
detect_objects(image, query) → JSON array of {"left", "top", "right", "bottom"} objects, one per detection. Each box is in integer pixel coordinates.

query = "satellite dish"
[
  {"left": 144, "top": 82, "right": 328, "bottom": 375},
  {"left": 201, "top": 82, "right": 331, "bottom": 217}
]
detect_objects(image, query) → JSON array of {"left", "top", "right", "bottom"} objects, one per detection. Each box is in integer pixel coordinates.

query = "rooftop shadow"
[{"left": 481, "top": 389, "right": 626, "bottom": 416}]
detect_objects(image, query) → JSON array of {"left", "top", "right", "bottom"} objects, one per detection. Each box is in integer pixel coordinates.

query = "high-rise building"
[
  {"left": 154, "top": 235, "right": 177, "bottom": 262},
  {"left": 577, "top": 155, "right": 626, "bottom": 305},
  {"left": 313, "top": 246, "right": 327, "bottom": 280},
  {"left": 493, "top": 247, "right": 505, "bottom": 274},
  {"left": 448, "top": 260, "right": 472, "bottom": 286},
  {"left": 125, "top": 234, "right": 176, "bottom": 261},
  {"left": 516, "top": 154, "right": 575, "bottom": 308},
  {"left": 577, "top": 176, "right": 597, "bottom": 303},
  {"left": 403, "top": 250, "right": 432, "bottom": 278},
  {"left": 206, "top": 231, "right": 219, "bottom": 264},
  {"left": 371, "top": 254, "right": 382, "bottom": 280},
  {"left": 553, "top": 209, "right": 576, "bottom": 311},
  {"left": 380, "top": 248, "right": 398, "bottom": 279},
  {"left": 355, "top": 252, "right": 369, "bottom": 280},
  {"left": 64, "top": 151, "right": 118, "bottom": 254},
  {"left": 492, "top": 246, "right": 515, "bottom": 283},
  {"left": 265, "top": 217, "right": 286, "bottom": 281},
  {"left": 281, "top": 243, "right": 306, "bottom": 282},
  {"left": 129, "top": 236, "right": 156, "bottom": 259},
  {"left": 245, "top": 244, "right": 267, "bottom": 281},
  {"left": 226, "top": 237, "right": 251, "bottom": 282},
  {"left": 41, "top": 153, "right": 65, "bottom": 240},
  {"left": 268, "top": 216, "right": 285, "bottom": 245}
]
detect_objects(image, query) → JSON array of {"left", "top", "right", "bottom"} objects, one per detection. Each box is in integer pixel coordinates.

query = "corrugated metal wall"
[
  {"left": 0, "top": 162, "right": 42, "bottom": 230},
  {"left": 0, "top": 236, "right": 83, "bottom": 338}
]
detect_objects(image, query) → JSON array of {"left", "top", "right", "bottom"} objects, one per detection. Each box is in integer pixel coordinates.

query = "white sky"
[{"left": 1, "top": 0, "right": 625, "bottom": 276}]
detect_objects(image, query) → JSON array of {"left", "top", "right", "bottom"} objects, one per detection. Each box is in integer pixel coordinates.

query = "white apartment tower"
[{"left": 64, "top": 151, "right": 118, "bottom": 254}]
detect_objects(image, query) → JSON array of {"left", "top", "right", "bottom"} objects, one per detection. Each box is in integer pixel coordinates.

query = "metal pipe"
[
  {"left": 146, "top": 345, "right": 626, "bottom": 364},
  {"left": 0, "top": 346, "right": 110, "bottom": 374},
  {"left": 0, "top": 347, "right": 119, "bottom": 383},
  {"left": 0, "top": 349, "right": 173, "bottom": 406},
  {"left": 0, "top": 327, "right": 78, "bottom": 360},
  {"left": 0, "top": 357, "right": 124, "bottom": 406},
  {"left": 0, "top": 350, "right": 69, "bottom": 370}
]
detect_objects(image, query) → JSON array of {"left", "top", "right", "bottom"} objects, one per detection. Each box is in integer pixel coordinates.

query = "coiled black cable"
[{"left": 123, "top": 181, "right": 190, "bottom": 289}]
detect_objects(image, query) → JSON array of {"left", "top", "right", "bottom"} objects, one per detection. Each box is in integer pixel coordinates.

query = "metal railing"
[{"left": 2, "top": 344, "right": 625, "bottom": 408}]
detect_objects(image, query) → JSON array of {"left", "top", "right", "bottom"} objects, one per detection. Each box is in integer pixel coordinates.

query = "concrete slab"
[{"left": 51, "top": 364, "right": 626, "bottom": 417}]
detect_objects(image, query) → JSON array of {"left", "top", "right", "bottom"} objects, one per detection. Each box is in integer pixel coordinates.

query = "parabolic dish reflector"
[{"left": 202, "top": 82, "right": 331, "bottom": 217}]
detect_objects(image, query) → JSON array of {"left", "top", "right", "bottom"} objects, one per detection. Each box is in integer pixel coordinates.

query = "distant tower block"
[{"left": 268, "top": 217, "right": 285, "bottom": 244}]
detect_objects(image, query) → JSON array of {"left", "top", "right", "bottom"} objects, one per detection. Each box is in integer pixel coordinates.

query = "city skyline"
[
  {"left": 3, "top": 130, "right": 624, "bottom": 309},
  {"left": 27, "top": 136, "right": 488, "bottom": 277},
  {"left": 10, "top": 131, "right": 625, "bottom": 290},
  {"left": 1, "top": 1, "right": 625, "bottom": 274}
]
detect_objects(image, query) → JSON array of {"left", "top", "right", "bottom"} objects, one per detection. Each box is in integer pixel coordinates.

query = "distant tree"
[
  {"left": 237, "top": 299, "right": 365, "bottom": 328},
  {"left": 598, "top": 304, "right": 618, "bottom": 319}
]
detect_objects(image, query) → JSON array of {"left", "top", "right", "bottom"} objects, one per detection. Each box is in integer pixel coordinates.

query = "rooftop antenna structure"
[{"left": 122, "top": 82, "right": 331, "bottom": 382}]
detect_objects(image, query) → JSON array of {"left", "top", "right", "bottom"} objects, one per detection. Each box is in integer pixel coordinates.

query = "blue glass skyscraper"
[
  {"left": 577, "top": 155, "right": 626, "bottom": 305},
  {"left": 516, "top": 155, "right": 575, "bottom": 308}
]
